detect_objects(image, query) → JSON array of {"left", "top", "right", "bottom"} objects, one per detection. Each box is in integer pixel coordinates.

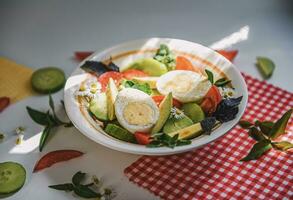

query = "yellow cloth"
[{"left": 0, "top": 57, "right": 34, "bottom": 103}]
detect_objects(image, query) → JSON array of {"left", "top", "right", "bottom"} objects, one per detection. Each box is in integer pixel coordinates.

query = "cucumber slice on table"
[
  {"left": 31, "top": 67, "right": 65, "bottom": 93},
  {"left": 0, "top": 162, "right": 26, "bottom": 194},
  {"left": 105, "top": 124, "right": 137, "bottom": 143}
]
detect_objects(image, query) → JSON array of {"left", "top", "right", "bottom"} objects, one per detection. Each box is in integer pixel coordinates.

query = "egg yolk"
[
  {"left": 123, "top": 103, "right": 154, "bottom": 125},
  {"left": 162, "top": 74, "right": 194, "bottom": 93}
]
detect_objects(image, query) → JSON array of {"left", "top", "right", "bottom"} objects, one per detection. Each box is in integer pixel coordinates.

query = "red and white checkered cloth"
[{"left": 124, "top": 73, "right": 293, "bottom": 200}]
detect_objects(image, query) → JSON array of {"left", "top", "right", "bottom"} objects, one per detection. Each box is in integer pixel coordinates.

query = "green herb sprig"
[
  {"left": 147, "top": 133, "right": 191, "bottom": 148},
  {"left": 154, "top": 44, "right": 176, "bottom": 71},
  {"left": 239, "top": 108, "right": 293, "bottom": 161},
  {"left": 205, "top": 69, "right": 231, "bottom": 87},
  {"left": 122, "top": 80, "right": 152, "bottom": 95},
  {"left": 49, "top": 171, "right": 115, "bottom": 199},
  {"left": 26, "top": 95, "right": 73, "bottom": 151}
]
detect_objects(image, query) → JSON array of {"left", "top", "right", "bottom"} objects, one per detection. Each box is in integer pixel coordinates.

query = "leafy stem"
[
  {"left": 26, "top": 94, "right": 73, "bottom": 152},
  {"left": 239, "top": 108, "right": 293, "bottom": 161}
]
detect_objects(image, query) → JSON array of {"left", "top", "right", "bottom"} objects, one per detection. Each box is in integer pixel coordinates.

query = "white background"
[{"left": 0, "top": 0, "right": 292, "bottom": 199}]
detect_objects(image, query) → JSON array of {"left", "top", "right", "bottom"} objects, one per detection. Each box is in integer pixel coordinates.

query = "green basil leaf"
[
  {"left": 49, "top": 183, "right": 74, "bottom": 191},
  {"left": 214, "top": 78, "right": 231, "bottom": 87},
  {"left": 258, "top": 121, "right": 274, "bottom": 136},
  {"left": 39, "top": 126, "right": 52, "bottom": 152},
  {"left": 73, "top": 185, "right": 101, "bottom": 198},
  {"left": 269, "top": 109, "right": 292, "bottom": 139},
  {"left": 240, "top": 140, "right": 272, "bottom": 161},
  {"left": 176, "top": 139, "right": 192, "bottom": 146},
  {"left": 72, "top": 171, "right": 86, "bottom": 186},
  {"left": 205, "top": 69, "right": 214, "bottom": 84},
  {"left": 238, "top": 120, "right": 253, "bottom": 129},
  {"left": 256, "top": 57, "right": 275, "bottom": 79},
  {"left": 49, "top": 94, "right": 55, "bottom": 111},
  {"left": 26, "top": 106, "right": 49, "bottom": 126},
  {"left": 123, "top": 80, "right": 152, "bottom": 95},
  {"left": 248, "top": 127, "right": 266, "bottom": 141},
  {"left": 146, "top": 140, "right": 163, "bottom": 148},
  {"left": 272, "top": 141, "right": 293, "bottom": 151}
]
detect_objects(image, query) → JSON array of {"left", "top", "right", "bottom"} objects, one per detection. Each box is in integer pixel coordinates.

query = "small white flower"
[{"left": 219, "top": 87, "right": 235, "bottom": 98}]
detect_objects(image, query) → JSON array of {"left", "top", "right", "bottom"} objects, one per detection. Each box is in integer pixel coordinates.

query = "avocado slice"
[
  {"left": 151, "top": 93, "right": 173, "bottom": 134},
  {"left": 89, "top": 93, "right": 108, "bottom": 121},
  {"left": 163, "top": 114, "right": 193, "bottom": 134},
  {"left": 121, "top": 58, "right": 168, "bottom": 76},
  {"left": 168, "top": 123, "right": 203, "bottom": 140},
  {"left": 151, "top": 89, "right": 161, "bottom": 96},
  {"left": 182, "top": 103, "right": 205, "bottom": 123},
  {"left": 132, "top": 77, "right": 159, "bottom": 89},
  {"left": 106, "top": 78, "right": 118, "bottom": 120}
]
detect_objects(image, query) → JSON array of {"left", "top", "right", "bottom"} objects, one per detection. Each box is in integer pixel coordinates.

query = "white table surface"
[{"left": 0, "top": 0, "right": 292, "bottom": 199}]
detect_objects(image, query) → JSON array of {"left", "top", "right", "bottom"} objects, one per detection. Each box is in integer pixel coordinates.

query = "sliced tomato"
[
  {"left": 200, "top": 85, "right": 222, "bottom": 114},
  {"left": 33, "top": 150, "right": 83, "bottom": 172},
  {"left": 134, "top": 132, "right": 151, "bottom": 145},
  {"left": 152, "top": 95, "right": 182, "bottom": 108},
  {"left": 0, "top": 97, "right": 10, "bottom": 112},
  {"left": 74, "top": 51, "right": 94, "bottom": 61},
  {"left": 176, "top": 56, "right": 202, "bottom": 73},
  {"left": 216, "top": 50, "right": 238, "bottom": 62},
  {"left": 122, "top": 69, "right": 148, "bottom": 80},
  {"left": 98, "top": 71, "right": 123, "bottom": 92}
]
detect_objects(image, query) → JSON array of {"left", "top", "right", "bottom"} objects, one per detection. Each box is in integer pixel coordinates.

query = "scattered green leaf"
[
  {"left": 248, "top": 127, "right": 266, "bottom": 141},
  {"left": 240, "top": 140, "right": 272, "bottom": 161},
  {"left": 256, "top": 57, "right": 275, "bottom": 79},
  {"left": 205, "top": 69, "right": 214, "bottom": 84},
  {"left": 49, "top": 183, "right": 74, "bottom": 191},
  {"left": 272, "top": 141, "right": 293, "bottom": 151},
  {"left": 269, "top": 109, "right": 292, "bottom": 139},
  {"left": 214, "top": 78, "right": 231, "bottom": 87},
  {"left": 256, "top": 121, "right": 274, "bottom": 136},
  {"left": 27, "top": 95, "right": 73, "bottom": 152},
  {"left": 49, "top": 171, "right": 114, "bottom": 199},
  {"left": 72, "top": 171, "right": 86, "bottom": 186},
  {"left": 238, "top": 120, "right": 253, "bottom": 129}
]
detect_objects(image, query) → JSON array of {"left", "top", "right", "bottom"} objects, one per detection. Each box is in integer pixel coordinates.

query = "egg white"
[
  {"left": 115, "top": 88, "right": 159, "bottom": 133},
  {"left": 156, "top": 70, "right": 212, "bottom": 103}
]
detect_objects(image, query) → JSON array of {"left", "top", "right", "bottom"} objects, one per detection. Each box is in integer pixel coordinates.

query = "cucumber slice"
[
  {"left": 105, "top": 124, "right": 136, "bottom": 143},
  {"left": 31, "top": 67, "right": 65, "bottom": 94},
  {"left": 0, "top": 162, "right": 26, "bottom": 194},
  {"left": 256, "top": 57, "right": 275, "bottom": 79}
]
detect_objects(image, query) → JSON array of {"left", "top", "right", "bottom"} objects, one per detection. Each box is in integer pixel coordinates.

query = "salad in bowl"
[{"left": 64, "top": 38, "right": 247, "bottom": 155}]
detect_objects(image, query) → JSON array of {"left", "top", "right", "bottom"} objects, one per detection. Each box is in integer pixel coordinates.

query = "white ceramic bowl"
[{"left": 64, "top": 38, "right": 248, "bottom": 155}]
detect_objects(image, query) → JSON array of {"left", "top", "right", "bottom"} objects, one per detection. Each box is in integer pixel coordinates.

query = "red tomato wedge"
[
  {"left": 0, "top": 97, "right": 10, "bottom": 112},
  {"left": 98, "top": 71, "right": 123, "bottom": 92},
  {"left": 152, "top": 95, "right": 182, "bottom": 108},
  {"left": 122, "top": 69, "right": 148, "bottom": 80},
  {"left": 216, "top": 50, "right": 238, "bottom": 62},
  {"left": 74, "top": 51, "right": 94, "bottom": 61},
  {"left": 134, "top": 132, "right": 151, "bottom": 145},
  {"left": 200, "top": 85, "right": 222, "bottom": 114},
  {"left": 33, "top": 150, "right": 83, "bottom": 172},
  {"left": 176, "top": 56, "right": 202, "bottom": 74}
]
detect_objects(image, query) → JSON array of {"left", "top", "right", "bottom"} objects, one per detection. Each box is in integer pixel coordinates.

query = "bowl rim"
[{"left": 64, "top": 37, "right": 248, "bottom": 155}]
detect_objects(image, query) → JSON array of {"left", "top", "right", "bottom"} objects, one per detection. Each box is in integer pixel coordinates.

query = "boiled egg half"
[
  {"left": 156, "top": 70, "right": 211, "bottom": 103},
  {"left": 115, "top": 88, "right": 159, "bottom": 133}
]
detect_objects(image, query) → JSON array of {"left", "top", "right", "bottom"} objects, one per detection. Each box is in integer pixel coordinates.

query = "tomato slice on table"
[
  {"left": 98, "top": 71, "right": 123, "bottom": 92},
  {"left": 152, "top": 95, "right": 182, "bottom": 108},
  {"left": 74, "top": 51, "right": 94, "bottom": 61},
  {"left": 122, "top": 69, "right": 148, "bottom": 80},
  {"left": 33, "top": 150, "right": 84, "bottom": 172},
  {"left": 176, "top": 56, "right": 202, "bottom": 74},
  {"left": 0, "top": 97, "right": 10, "bottom": 112},
  {"left": 200, "top": 85, "right": 222, "bottom": 114},
  {"left": 216, "top": 50, "right": 238, "bottom": 62},
  {"left": 134, "top": 132, "right": 151, "bottom": 145}
]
